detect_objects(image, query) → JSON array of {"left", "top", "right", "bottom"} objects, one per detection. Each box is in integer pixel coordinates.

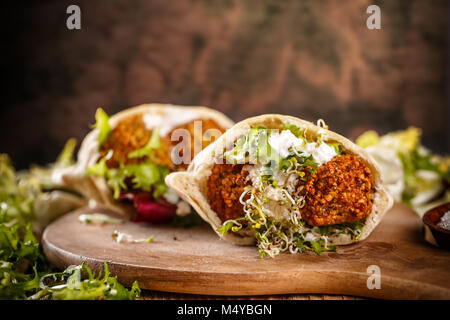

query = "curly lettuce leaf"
[
  {"left": 0, "top": 153, "right": 140, "bottom": 300},
  {"left": 55, "top": 138, "right": 77, "bottom": 168},
  {"left": 86, "top": 160, "right": 169, "bottom": 200},
  {"left": 130, "top": 163, "right": 167, "bottom": 194},
  {"left": 283, "top": 122, "right": 304, "bottom": 139},
  {"left": 92, "top": 108, "right": 111, "bottom": 147},
  {"left": 106, "top": 165, "right": 130, "bottom": 199},
  {"left": 400, "top": 149, "right": 449, "bottom": 204},
  {"left": 357, "top": 127, "right": 449, "bottom": 208},
  {"left": 32, "top": 262, "right": 140, "bottom": 300},
  {"left": 86, "top": 157, "right": 109, "bottom": 178},
  {"left": 355, "top": 130, "right": 380, "bottom": 148},
  {"left": 0, "top": 217, "right": 48, "bottom": 299}
]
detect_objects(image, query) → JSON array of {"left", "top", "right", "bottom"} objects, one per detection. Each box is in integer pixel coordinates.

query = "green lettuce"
[
  {"left": 128, "top": 128, "right": 161, "bottom": 159},
  {"left": 56, "top": 138, "right": 77, "bottom": 168},
  {"left": 86, "top": 160, "right": 169, "bottom": 199},
  {"left": 283, "top": 122, "right": 304, "bottom": 138},
  {"left": 356, "top": 127, "right": 449, "bottom": 207},
  {"left": 87, "top": 117, "right": 170, "bottom": 199},
  {"left": 32, "top": 262, "right": 140, "bottom": 300},
  {"left": 400, "top": 149, "right": 449, "bottom": 204},
  {"left": 92, "top": 108, "right": 111, "bottom": 147},
  {"left": 0, "top": 153, "right": 140, "bottom": 300},
  {"left": 355, "top": 130, "right": 380, "bottom": 148},
  {"left": 224, "top": 126, "right": 288, "bottom": 170}
]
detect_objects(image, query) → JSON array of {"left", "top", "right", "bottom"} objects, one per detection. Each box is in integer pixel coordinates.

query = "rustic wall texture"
[{"left": 2, "top": 0, "right": 449, "bottom": 168}]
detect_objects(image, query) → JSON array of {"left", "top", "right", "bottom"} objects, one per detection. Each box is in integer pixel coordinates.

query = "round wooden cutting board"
[{"left": 42, "top": 203, "right": 450, "bottom": 299}]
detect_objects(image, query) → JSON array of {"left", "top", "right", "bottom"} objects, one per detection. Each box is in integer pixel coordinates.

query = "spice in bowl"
[
  {"left": 437, "top": 211, "right": 450, "bottom": 230},
  {"left": 422, "top": 203, "right": 450, "bottom": 250}
]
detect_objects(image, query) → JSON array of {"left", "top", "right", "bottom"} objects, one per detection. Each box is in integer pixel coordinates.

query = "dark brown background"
[{"left": 2, "top": 0, "right": 449, "bottom": 169}]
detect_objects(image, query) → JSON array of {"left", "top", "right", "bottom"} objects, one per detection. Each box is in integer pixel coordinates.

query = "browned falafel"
[
  {"left": 100, "top": 115, "right": 224, "bottom": 170},
  {"left": 300, "top": 154, "right": 374, "bottom": 226},
  {"left": 207, "top": 164, "right": 250, "bottom": 222},
  {"left": 207, "top": 154, "right": 374, "bottom": 227}
]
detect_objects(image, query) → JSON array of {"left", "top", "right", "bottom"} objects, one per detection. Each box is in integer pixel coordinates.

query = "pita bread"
[
  {"left": 165, "top": 114, "right": 393, "bottom": 246},
  {"left": 57, "top": 103, "right": 235, "bottom": 216}
]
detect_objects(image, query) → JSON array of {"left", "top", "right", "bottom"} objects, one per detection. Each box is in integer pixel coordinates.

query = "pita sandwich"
[
  {"left": 166, "top": 114, "right": 393, "bottom": 256},
  {"left": 57, "top": 103, "right": 234, "bottom": 223}
]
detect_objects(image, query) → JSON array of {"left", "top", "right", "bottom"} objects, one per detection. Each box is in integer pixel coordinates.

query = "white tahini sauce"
[
  {"left": 142, "top": 106, "right": 200, "bottom": 137},
  {"left": 268, "top": 130, "right": 337, "bottom": 166},
  {"left": 311, "top": 142, "right": 337, "bottom": 166},
  {"left": 268, "top": 130, "right": 302, "bottom": 158}
]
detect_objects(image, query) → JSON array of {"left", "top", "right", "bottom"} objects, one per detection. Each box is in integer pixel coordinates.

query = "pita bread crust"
[
  {"left": 165, "top": 114, "right": 393, "bottom": 246},
  {"left": 59, "top": 104, "right": 235, "bottom": 216}
]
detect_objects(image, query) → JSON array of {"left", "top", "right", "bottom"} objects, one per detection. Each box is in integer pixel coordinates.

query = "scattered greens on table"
[{"left": 0, "top": 143, "right": 141, "bottom": 300}]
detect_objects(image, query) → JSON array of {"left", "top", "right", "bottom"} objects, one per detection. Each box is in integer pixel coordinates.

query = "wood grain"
[
  {"left": 138, "top": 291, "right": 362, "bottom": 300},
  {"left": 42, "top": 203, "right": 450, "bottom": 299}
]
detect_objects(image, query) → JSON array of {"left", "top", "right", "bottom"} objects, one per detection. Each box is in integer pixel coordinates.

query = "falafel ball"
[
  {"left": 300, "top": 154, "right": 374, "bottom": 226},
  {"left": 207, "top": 164, "right": 250, "bottom": 222},
  {"left": 100, "top": 115, "right": 224, "bottom": 170}
]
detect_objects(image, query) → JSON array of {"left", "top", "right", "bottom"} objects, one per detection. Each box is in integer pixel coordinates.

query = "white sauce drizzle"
[
  {"left": 142, "top": 105, "right": 200, "bottom": 137},
  {"left": 268, "top": 130, "right": 337, "bottom": 166}
]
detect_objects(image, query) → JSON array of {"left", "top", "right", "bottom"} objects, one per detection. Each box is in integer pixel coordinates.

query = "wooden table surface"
[
  {"left": 42, "top": 202, "right": 450, "bottom": 299},
  {"left": 138, "top": 291, "right": 362, "bottom": 300}
]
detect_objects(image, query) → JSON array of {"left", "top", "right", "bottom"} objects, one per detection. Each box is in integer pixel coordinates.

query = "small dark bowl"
[{"left": 422, "top": 202, "right": 450, "bottom": 250}]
